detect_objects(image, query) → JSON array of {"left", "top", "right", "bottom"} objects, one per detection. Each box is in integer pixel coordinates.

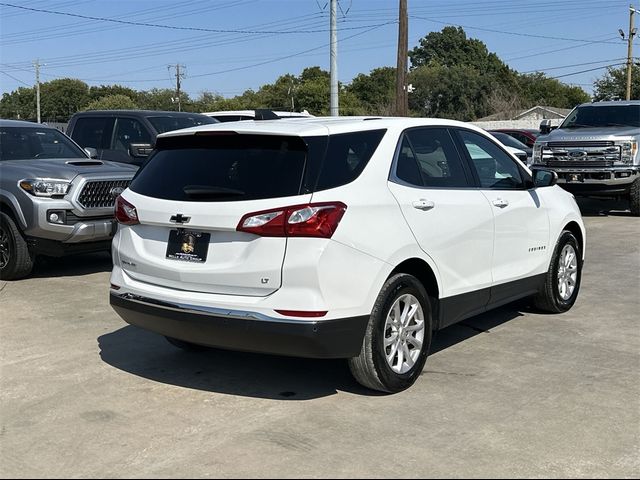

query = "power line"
[
  {"left": 521, "top": 58, "right": 628, "bottom": 73},
  {"left": 0, "top": 70, "right": 31, "bottom": 86},
  {"left": 0, "top": 2, "right": 380, "bottom": 35},
  {"left": 551, "top": 62, "right": 627, "bottom": 79},
  {"left": 410, "top": 15, "right": 622, "bottom": 45}
]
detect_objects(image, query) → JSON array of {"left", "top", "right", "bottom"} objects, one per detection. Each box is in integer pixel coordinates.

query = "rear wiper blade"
[{"left": 183, "top": 185, "right": 245, "bottom": 197}]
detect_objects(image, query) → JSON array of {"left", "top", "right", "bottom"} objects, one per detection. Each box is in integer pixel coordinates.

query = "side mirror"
[
  {"left": 84, "top": 147, "right": 98, "bottom": 159},
  {"left": 129, "top": 143, "right": 154, "bottom": 158},
  {"left": 539, "top": 119, "right": 553, "bottom": 135},
  {"left": 532, "top": 168, "right": 558, "bottom": 188}
]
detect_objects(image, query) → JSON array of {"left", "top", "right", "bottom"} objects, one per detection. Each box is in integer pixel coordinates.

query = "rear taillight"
[
  {"left": 237, "top": 202, "right": 347, "bottom": 238},
  {"left": 115, "top": 196, "right": 139, "bottom": 225}
]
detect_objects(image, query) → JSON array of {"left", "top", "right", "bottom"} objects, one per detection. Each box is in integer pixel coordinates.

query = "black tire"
[
  {"left": 0, "top": 212, "right": 34, "bottom": 280},
  {"left": 348, "top": 273, "right": 433, "bottom": 393},
  {"left": 533, "top": 230, "right": 582, "bottom": 313},
  {"left": 630, "top": 178, "right": 640, "bottom": 217},
  {"left": 165, "top": 336, "right": 207, "bottom": 352}
]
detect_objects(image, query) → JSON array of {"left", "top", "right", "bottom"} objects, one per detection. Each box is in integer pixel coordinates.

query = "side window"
[
  {"left": 394, "top": 128, "right": 470, "bottom": 188},
  {"left": 314, "top": 129, "right": 386, "bottom": 191},
  {"left": 112, "top": 118, "right": 152, "bottom": 153},
  {"left": 458, "top": 130, "right": 525, "bottom": 190},
  {"left": 71, "top": 117, "right": 112, "bottom": 149},
  {"left": 396, "top": 136, "right": 422, "bottom": 186}
]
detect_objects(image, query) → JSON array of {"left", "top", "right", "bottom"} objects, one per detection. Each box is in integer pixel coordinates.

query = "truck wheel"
[
  {"left": 0, "top": 212, "right": 34, "bottom": 280},
  {"left": 533, "top": 230, "right": 582, "bottom": 313},
  {"left": 348, "top": 273, "right": 433, "bottom": 393},
  {"left": 630, "top": 178, "right": 640, "bottom": 217}
]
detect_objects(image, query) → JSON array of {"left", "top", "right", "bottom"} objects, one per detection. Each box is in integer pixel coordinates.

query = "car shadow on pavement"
[
  {"left": 576, "top": 197, "right": 633, "bottom": 217},
  {"left": 30, "top": 252, "right": 112, "bottom": 278},
  {"left": 98, "top": 302, "right": 527, "bottom": 400}
]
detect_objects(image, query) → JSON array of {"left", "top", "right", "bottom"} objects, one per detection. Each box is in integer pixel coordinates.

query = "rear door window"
[
  {"left": 147, "top": 115, "right": 217, "bottom": 134},
  {"left": 71, "top": 117, "right": 113, "bottom": 149}
]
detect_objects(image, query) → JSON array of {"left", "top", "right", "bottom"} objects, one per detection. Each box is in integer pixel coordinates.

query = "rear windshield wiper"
[{"left": 183, "top": 185, "right": 245, "bottom": 198}]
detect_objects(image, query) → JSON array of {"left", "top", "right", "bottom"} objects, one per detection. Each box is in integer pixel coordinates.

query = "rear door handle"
[
  {"left": 492, "top": 198, "right": 509, "bottom": 208},
  {"left": 412, "top": 199, "right": 435, "bottom": 211}
]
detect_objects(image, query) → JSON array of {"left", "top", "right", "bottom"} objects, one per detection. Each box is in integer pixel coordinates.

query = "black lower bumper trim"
[
  {"left": 27, "top": 238, "right": 112, "bottom": 257},
  {"left": 110, "top": 293, "right": 369, "bottom": 359}
]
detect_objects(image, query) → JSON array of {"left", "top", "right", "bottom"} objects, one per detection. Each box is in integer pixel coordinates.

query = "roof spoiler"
[{"left": 254, "top": 109, "right": 281, "bottom": 120}]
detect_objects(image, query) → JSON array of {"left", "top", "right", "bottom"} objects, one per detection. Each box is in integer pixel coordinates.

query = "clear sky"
[{"left": 0, "top": 0, "right": 638, "bottom": 100}]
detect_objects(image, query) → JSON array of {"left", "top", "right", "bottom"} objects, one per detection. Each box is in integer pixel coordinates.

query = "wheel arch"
[
  {"left": 563, "top": 220, "right": 585, "bottom": 260},
  {"left": 388, "top": 257, "right": 441, "bottom": 330},
  {"left": 0, "top": 192, "right": 28, "bottom": 231}
]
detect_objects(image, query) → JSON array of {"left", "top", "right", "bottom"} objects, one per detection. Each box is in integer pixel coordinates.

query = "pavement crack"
[{"left": 423, "top": 370, "right": 477, "bottom": 377}]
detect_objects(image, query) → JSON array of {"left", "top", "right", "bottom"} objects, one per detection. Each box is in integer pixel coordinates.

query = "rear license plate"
[{"left": 166, "top": 230, "right": 210, "bottom": 263}]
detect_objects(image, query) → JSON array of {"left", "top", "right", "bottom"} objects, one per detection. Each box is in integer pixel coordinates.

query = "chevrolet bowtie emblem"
[{"left": 170, "top": 214, "right": 191, "bottom": 224}]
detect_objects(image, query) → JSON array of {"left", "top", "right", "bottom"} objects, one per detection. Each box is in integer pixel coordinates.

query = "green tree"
[
  {"left": 409, "top": 63, "right": 489, "bottom": 120},
  {"left": 517, "top": 72, "right": 590, "bottom": 109},
  {"left": 0, "top": 87, "right": 36, "bottom": 120},
  {"left": 39, "top": 78, "right": 90, "bottom": 121},
  {"left": 348, "top": 67, "right": 396, "bottom": 115},
  {"left": 88, "top": 84, "right": 138, "bottom": 102},
  {"left": 593, "top": 63, "right": 640, "bottom": 101},
  {"left": 83, "top": 94, "right": 139, "bottom": 111},
  {"left": 136, "top": 88, "right": 190, "bottom": 111}
]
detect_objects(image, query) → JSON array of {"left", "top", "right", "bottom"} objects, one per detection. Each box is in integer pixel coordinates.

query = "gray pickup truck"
[
  {"left": 0, "top": 120, "right": 136, "bottom": 279},
  {"left": 531, "top": 100, "right": 640, "bottom": 215}
]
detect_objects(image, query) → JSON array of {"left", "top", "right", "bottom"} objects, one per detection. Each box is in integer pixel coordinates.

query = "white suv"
[{"left": 110, "top": 116, "right": 585, "bottom": 393}]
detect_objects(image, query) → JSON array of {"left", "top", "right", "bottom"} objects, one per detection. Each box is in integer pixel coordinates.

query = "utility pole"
[
  {"left": 168, "top": 64, "right": 186, "bottom": 111},
  {"left": 395, "top": 0, "right": 408, "bottom": 116},
  {"left": 625, "top": 5, "right": 637, "bottom": 100},
  {"left": 330, "top": 0, "right": 339, "bottom": 116},
  {"left": 33, "top": 59, "right": 41, "bottom": 123}
]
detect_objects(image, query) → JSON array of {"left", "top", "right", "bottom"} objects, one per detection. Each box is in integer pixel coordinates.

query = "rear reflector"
[
  {"left": 115, "top": 196, "right": 139, "bottom": 225},
  {"left": 237, "top": 202, "right": 346, "bottom": 238},
  {"left": 275, "top": 310, "right": 328, "bottom": 318}
]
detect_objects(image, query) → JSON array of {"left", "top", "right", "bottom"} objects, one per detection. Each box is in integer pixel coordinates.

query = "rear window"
[
  {"left": 147, "top": 115, "right": 217, "bottom": 134},
  {"left": 130, "top": 129, "right": 386, "bottom": 202}
]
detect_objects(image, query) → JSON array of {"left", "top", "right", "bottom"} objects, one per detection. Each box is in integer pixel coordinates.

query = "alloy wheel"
[
  {"left": 383, "top": 294, "right": 425, "bottom": 374},
  {"left": 557, "top": 244, "right": 578, "bottom": 301}
]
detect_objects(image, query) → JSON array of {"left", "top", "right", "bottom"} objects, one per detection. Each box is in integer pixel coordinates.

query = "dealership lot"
[{"left": 1, "top": 199, "right": 638, "bottom": 478}]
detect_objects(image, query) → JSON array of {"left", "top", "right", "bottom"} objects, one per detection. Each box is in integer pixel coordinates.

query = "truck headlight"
[
  {"left": 621, "top": 141, "right": 638, "bottom": 164},
  {"left": 532, "top": 144, "right": 544, "bottom": 164},
  {"left": 19, "top": 179, "right": 71, "bottom": 197}
]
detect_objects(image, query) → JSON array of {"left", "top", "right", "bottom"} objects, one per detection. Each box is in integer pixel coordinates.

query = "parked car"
[
  {"left": 202, "top": 109, "right": 314, "bottom": 122},
  {"left": 489, "top": 131, "right": 533, "bottom": 163},
  {"left": 492, "top": 128, "right": 539, "bottom": 148},
  {"left": 110, "top": 116, "right": 585, "bottom": 393},
  {"left": 531, "top": 100, "right": 640, "bottom": 215},
  {"left": 0, "top": 119, "right": 137, "bottom": 279},
  {"left": 67, "top": 110, "right": 218, "bottom": 166}
]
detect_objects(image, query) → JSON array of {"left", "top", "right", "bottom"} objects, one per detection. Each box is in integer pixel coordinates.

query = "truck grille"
[
  {"left": 542, "top": 143, "right": 621, "bottom": 167},
  {"left": 78, "top": 180, "right": 130, "bottom": 209},
  {"left": 546, "top": 160, "right": 613, "bottom": 168},
  {"left": 547, "top": 141, "right": 614, "bottom": 148}
]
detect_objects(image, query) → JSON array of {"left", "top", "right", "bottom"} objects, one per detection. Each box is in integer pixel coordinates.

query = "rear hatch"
[{"left": 118, "top": 133, "right": 313, "bottom": 296}]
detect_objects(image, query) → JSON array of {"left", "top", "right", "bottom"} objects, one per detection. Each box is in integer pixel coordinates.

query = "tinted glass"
[
  {"left": 560, "top": 104, "right": 640, "bottom": 128},
  {"left": 490, "top": 132, "right": 529, "bottom": 150},
  {"left": 0, "top": 127, "right": 85, "bottom": 160},
  {"left": 131, "top": 134, "right": 307, "bottom": 202},
  {"left": 459, "top": 130, "right": 525, "bottom": 189},
  {"left": 314, "top": 129, "right": 386, "bottom": 191},
  {"left": 147, "top": 115, "right": 217, "bottom": 134},
  {"left": 404, "top": 128, "right": 469, "bottom": 188},
  {"left": 72, "top": 117, "right": 111, "bottom": 149},
  {"left": 396, "top": 136, "right": 423, "bottom": 186},
  {"left": 112, "top": 118, "right": 152, "bottom": 151}
]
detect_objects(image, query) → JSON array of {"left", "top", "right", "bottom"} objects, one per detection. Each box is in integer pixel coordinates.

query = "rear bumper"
[{"left": 110, "top": 292, "right": 369, "bottom": 359}]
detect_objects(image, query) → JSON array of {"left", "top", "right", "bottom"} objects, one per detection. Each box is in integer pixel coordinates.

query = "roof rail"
[{"left": 254, "top": 109, "right": 281, "bottom": 120}]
